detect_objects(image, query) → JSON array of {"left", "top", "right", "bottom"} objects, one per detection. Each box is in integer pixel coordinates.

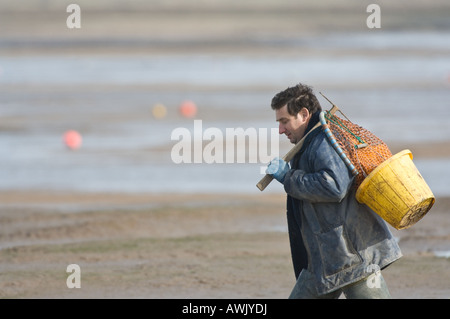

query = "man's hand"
[{"left": 266, "top": 157, "right": 289, "bottom": 183}]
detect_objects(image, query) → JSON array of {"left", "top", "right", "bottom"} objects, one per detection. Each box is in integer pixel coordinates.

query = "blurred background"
[{"left": 1, "top": 0, "right": 449, "bottom": 196}]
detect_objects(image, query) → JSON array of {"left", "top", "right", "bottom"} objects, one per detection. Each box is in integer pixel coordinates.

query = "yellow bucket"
[{"left": 356, "top": 149, "right": 435, "bottom": 230}]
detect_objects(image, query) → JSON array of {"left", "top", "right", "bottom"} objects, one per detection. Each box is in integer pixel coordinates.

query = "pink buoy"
[
  {"left": 179, "top": 100, "right": 197, "bottom": 118},
  {"left": 63, "top": 130, "right": 82, "bottom": 150}
]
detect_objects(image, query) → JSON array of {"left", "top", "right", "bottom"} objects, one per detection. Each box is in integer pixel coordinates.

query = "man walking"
[{"left": 266, "top": 83, "right": 402, "bottom": 299}]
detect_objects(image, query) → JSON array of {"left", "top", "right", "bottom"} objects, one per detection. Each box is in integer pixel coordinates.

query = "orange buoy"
[{"left": 152, "top": 103, "right": 167, "bottom": 119}]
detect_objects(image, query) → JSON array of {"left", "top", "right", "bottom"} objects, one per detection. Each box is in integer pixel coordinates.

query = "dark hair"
[{"left": 271, "top": 83, "right": 322, "bottom": 116}]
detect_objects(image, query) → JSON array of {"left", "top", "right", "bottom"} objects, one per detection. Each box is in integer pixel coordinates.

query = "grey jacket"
[{"left": 283, "top": 124, "right": 402, "bottom": 295}]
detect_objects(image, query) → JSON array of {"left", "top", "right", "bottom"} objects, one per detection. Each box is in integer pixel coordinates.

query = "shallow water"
[{"left": 1, "top": 31, "right": 449, "bottom": 195}]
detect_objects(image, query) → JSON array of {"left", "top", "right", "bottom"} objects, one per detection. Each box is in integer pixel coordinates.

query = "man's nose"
[{"left": 279, "top": 123, "right": 286, "bottom": 135}]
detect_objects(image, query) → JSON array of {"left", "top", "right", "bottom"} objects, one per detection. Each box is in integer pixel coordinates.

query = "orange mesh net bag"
[{"left": 323, "top": 110, "right": 393, "bottom": 189}]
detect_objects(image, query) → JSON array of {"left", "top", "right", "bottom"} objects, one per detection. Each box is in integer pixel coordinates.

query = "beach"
[
  {"left": 0, "top": 1, "right": 449, "bottom": 299},
  {"left": 0, "top": 191, "right": 449, "bottom": 299}
]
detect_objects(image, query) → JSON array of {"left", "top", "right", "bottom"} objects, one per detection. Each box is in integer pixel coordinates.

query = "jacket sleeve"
[{"left": 283, "top": 135, "right": 354, "bottom": 203}]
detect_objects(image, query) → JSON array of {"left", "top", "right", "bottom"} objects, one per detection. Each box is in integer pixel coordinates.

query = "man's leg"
[
  {"left": 342, "top": 272, "right": 392, "bottom": 299},
  {"left": 289, "top": 269, "right": 341, "bottom": 299}
]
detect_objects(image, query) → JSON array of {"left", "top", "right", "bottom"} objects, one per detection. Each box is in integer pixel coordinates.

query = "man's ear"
[{"left": 298, "top": 107, "right": 310, "bottom": 122}]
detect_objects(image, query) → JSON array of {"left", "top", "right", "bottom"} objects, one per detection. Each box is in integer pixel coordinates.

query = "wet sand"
[{"left": 0, "top": 190, "right": 448, "bottom": 299}]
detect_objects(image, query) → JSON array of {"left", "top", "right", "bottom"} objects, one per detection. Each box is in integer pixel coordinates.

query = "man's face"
[{"left": 276, "top": 105, "right": 310, "bottom": 144}]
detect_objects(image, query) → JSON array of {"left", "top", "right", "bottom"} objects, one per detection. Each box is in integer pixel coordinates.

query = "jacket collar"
[
  {"left": 305, "top": 110, "right": 321, "bottom": 135},
  {"left": 291, "top": 111, "right": 322, "bottom": 167}
]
